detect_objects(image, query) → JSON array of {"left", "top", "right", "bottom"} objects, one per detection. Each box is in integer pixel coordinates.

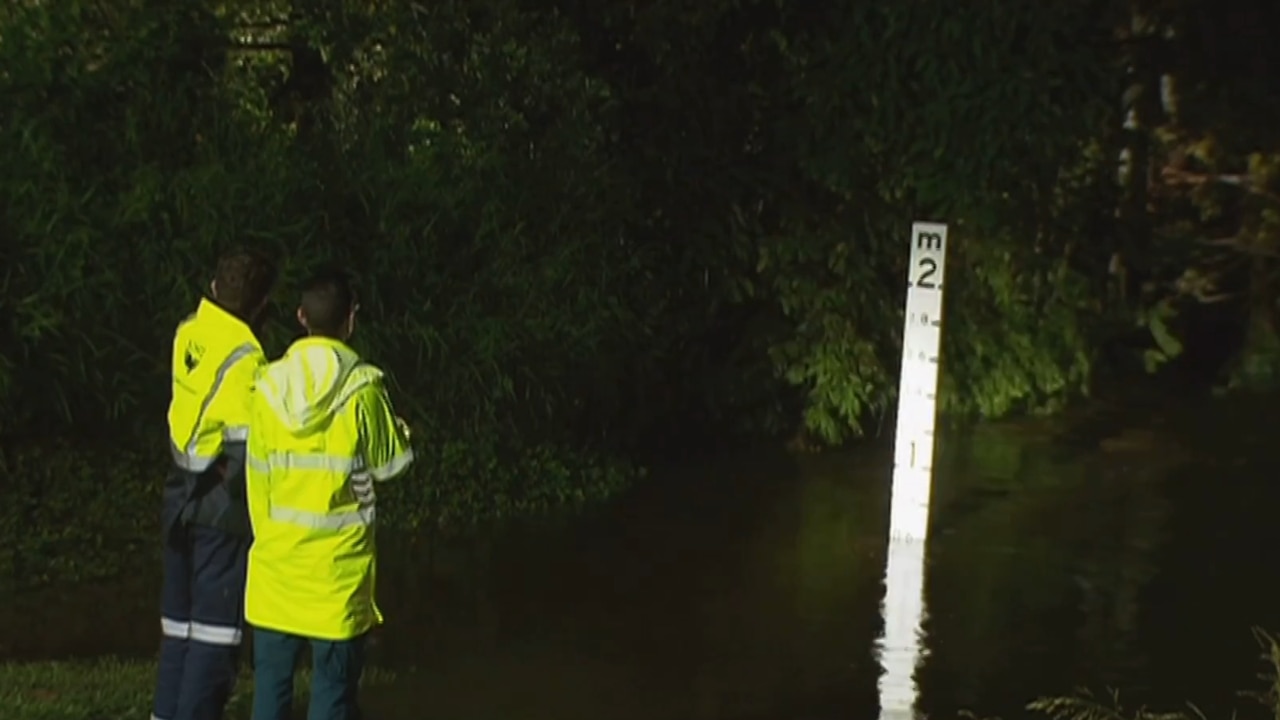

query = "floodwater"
[{"left": 4, "top": 394, "right": 1280, "bottom": 719}]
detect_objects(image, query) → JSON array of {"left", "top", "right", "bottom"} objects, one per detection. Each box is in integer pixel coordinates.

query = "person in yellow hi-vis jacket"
[
  {"left": 244, "top": 269, "right": 414, "bottom": 720},
  {"left": 154, "top": 249, "right": 277, "bottom": 720}
]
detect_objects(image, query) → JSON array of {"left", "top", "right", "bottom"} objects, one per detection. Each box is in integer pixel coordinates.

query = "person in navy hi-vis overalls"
[{"left": 153, "top": 250, "right": 277, "bottom": 720}]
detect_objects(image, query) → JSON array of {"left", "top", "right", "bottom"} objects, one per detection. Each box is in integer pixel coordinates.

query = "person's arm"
[
  {"left": 355, "top": 380, "right": 414, "bottom": 481},
  {"left": 245, "top": 393, "right": 271, "bottom": 535},
  {"left": 204, "top": 348, "right": 267, "bottom": 532},
  {"left": 209, "top": 346, "right": 265, "bottom": 444}
]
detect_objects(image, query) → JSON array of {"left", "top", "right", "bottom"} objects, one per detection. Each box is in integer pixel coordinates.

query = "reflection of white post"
[
  {"left": 878, "top": 221, "right": 948, "bottom": 720},
  {"left": 877, "top": 536, "right": 929, "bottom": 720}
]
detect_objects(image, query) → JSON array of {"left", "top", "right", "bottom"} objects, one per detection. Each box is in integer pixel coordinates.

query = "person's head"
[
  {"left": 210, "top": 248, "right": 278, "bottom": 323},
  {"left": 297, "top": 268, "right": 359, "bottom": 340}
]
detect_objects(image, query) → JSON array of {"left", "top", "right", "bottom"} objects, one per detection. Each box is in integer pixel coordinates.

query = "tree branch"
[
  {"left": 1161, "top": 165, "right": 1280, "bottom": 205},
  {"left": 1199, "top": 235, "right": 1280, "bottom": 259}
]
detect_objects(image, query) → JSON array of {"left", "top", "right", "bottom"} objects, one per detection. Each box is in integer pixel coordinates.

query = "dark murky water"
[{"left": 5, "top": 396, "right": 1280, "bottom": 719}]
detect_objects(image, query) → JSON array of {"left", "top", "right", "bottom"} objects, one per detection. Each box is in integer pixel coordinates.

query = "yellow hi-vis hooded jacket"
[
  {"left": 244, "top": 336, "right": 414, "bottom": 641},
  {"left": 165, "top": 297, "right": 266, "bottom": 536}
]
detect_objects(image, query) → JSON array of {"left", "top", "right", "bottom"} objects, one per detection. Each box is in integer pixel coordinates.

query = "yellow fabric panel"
[{"left": 245, "top": 336, "right": 414, "bottom": 641}]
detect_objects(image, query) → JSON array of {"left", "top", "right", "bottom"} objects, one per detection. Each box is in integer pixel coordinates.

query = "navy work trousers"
[
  {"left": 251, "top": 626, "right": 368, "bottom": 720},
  {"left": 152, "top": 523, "right": 250, "bottom": 720}
]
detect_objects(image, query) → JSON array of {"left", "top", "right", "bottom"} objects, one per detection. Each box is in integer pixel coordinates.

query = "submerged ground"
[{"left": 2, "top": 392, "right": 1277, "bottom": 720}]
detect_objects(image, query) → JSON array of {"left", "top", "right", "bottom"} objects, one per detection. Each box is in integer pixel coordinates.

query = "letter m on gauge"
[{"left": 909, "top": 222, "right": 948, "bottom": 292}]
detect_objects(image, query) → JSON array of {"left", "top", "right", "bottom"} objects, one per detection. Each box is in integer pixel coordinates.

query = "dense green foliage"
[
  {"left": 0, "top": 443, "right": 156, "bottom": 588},
  {"left": 1105, "top": 0, "right": 1280, "bottom": 387},
  {"left": 0, "top": 0, "right": 1275, "bottom": 554},
  {"left": 0, "top": 1, "right": 1113, "bottom": 440}
]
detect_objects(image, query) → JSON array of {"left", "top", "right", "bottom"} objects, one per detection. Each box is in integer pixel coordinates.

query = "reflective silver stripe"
[
  {"left": 172, "top": 342, "right": 258, "bottom": 472},
  {"left": 254, "top": 451, "right": 355, "bottom": 474},
  {"left": 224, "top": 425, "right": 248, "bottom": 442},
  {"left": 171, "top": 447, "right": 217, "bottom": 472},
  {"left": 253, "top": 451, "right": 382, "bottom": 530},
  {"left": 269, "top": 504, "right": 375, "bottom": 531},
  {"left": 189, "top": 621, "right": 242, "bottom": 646},
  {"left": 368, "top": 449, "right": 414, "bottom": 481},
  {"left": 161, "top": 616, "right": 190, "bottom": 639},
  {"left": 247, "top": 454, "right": 269, "bottom": 473},
  {"left": 152, "top": 714, "right": 169, "bottom": 720},
  {"left": 351, "top": 474, "right": 375, "bottom": 506}
]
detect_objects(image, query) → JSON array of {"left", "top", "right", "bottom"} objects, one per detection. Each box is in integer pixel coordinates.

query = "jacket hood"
[{"left": 256, "top": 336, "right": 382, "bottom": 436}]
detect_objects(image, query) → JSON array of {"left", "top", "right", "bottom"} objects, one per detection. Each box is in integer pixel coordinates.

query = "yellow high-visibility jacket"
[
  {"left": 165, "top": 297, "right": 266, "bottom": 535},
  {"left": 244, "top": 336, "right": 414, "bottom": 641}
]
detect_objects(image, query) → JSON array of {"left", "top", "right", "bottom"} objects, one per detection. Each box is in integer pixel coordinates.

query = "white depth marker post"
[{"left": 877, "top": 221, "right": 949, "bottom": 720}]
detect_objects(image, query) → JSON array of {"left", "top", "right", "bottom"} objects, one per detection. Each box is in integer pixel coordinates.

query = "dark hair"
[
  {"left": 213, "top": 249, "right": 278, "bottom": 321},
  {"left": 299, "top": 268, "right": 358, "bottom": 338}
]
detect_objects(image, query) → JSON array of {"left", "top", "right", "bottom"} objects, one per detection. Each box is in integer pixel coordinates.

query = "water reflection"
[{"left": 876, "top": 536, "right": 928, "bottom": 720}]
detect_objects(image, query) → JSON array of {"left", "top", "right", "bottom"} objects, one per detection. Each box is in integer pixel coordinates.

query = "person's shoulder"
[
  {"left": 345, "top": 363, "right": 391, "bottom": 412},
  {"left": 251, "top": 353, "right": 288, "bottom": 392},
  {"left": 171, "top": 311, "right": 198, "bottom": 339},
  {"left": 256, "top": 351, "right": 293, "bottom": 378},
  {"left": 350, "top": 361, "right": 387, "bottom": 387},
  {"left": 239, "top": 340, "right": 268, "bottom": 362}
]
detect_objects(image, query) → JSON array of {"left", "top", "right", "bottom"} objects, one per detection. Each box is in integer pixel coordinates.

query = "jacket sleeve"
[
  {"left": 205, "top": 347, "right": 266, "bottom": 445},
  {"left": 355, "top": 380, "right": 414, "bottom": 482},
  {"left": 245, "top": 383, "right": 271, "bottom": 535},
  {"left": 213, "top": 348, "right": 265, "bottom": 532}
]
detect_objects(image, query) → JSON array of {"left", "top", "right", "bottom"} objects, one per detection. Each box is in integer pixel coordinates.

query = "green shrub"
[{"left": 0, "top": 436, "right": 635, "bottom": 590}]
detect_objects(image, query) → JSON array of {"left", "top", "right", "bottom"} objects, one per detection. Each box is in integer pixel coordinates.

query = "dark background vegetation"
[{"left": 1, "top": 0, "right": 1279, "bottom": 587}]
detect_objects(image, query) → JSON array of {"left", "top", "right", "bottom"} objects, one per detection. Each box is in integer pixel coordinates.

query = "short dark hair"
[
  {"left": 214, "top": 249, "right": 278, "bottom": 320},
  {"left": 299, "top": 268, "right": 358, "bottom": 337}
]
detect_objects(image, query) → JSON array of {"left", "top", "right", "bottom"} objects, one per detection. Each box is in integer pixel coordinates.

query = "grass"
[
  {"left": 0, "top": 658, "right": 396, "bottom": 720},
  {"left": 3, "top": 633, "right": 1279, "bottom": 720},
  {"left": 0, "top": 649, "right": 1274, "bottom": 720},
  {"left": 1000, "top": 628, "right": 1280, "bottom": 720}
]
